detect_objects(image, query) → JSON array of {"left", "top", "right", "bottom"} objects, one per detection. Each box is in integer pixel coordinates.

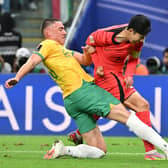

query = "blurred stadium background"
[{"left": 0, "top": 0, "right": 168, "bottom": 167}]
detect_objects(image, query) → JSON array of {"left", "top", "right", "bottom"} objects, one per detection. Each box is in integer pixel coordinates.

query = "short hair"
[
  {"left": 40, "top": 18, "right": 60, "bottom": 35},
  {"left": 128, "top": 14, "right": 151, "bottom": 36},
  {"left": 163, "top": 48, "right": 168, "bottom": 55}
]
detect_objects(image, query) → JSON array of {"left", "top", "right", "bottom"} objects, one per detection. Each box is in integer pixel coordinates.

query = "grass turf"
[{"left": 0, "top": 136, "right": 167, "bottom": 168}]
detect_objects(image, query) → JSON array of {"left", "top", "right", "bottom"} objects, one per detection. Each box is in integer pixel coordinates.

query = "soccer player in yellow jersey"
[{"left": 5, "top": 18, "right": 168, "bottom": 159}]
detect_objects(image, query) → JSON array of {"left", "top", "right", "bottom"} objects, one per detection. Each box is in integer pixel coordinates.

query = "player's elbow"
[{"left": 83, "top": 60, "right": 92, "bottom": 66}]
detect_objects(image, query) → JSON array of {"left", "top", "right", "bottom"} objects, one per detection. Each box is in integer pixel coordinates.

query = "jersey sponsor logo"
[
  {"left": 62, "top": 49, "right": 72, "bottom": 57},
  {"left": 89, "top": 36, "right": 95, "bottom": 44}
]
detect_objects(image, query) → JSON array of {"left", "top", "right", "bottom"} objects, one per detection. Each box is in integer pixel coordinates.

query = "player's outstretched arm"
[
  {"left": 5, "top": 53, "right": 42, "bottom": 89},
  {"left": 73, "top": 45, "right": 94, "bottom": 66}
]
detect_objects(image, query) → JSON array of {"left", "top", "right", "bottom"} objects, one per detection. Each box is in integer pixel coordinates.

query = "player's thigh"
[
  {"left": 124, "top": 91, "right": 149, "bottom": 112},
  {"left": 106, "top": 102, "right": 130, "bottom": 124},
  {"left": 64, "top": 80, "right": 120, "bottom": 118},
  {"left": 81, "top": 125, "right": 107, "bottom": 153}
]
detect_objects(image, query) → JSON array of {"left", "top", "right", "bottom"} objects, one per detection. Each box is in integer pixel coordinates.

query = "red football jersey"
[{"left": 86, "top": 24, "right": 143, "bottom": 77}]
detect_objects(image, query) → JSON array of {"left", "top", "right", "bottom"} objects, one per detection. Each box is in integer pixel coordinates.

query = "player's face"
[
  {"left": 49, "top": 21, "right": 67, "bottom": 45},
  {"left": 163, "top": 52, "right": 168, "bottom": 65},
  {"left": 129, "top": 30, "right": 145, "bottom": 44}
]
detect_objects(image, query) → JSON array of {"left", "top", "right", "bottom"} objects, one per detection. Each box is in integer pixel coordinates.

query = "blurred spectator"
[
  {"left": 1, "top": 62, "right": 12, "bottom": 73},
  {"left": 0, "top": 12, "right": 22, "bottom": 72},
  {"left": 160, "top": 48, "right": 168, "bottom": 74},
  {"left": 1, "top": 0, "right": 10, "bottom": 13},
  {"left": 16, "top": 47, "right": 46, "bottom": 73},
  {"left": 0, "top": 0, "right": 3, "bottom": 13},
  {"left": 29, "top": 0, "right": 37, "bottom": 11},
  {"left": 0, "top": 52, "right": 12, "bottom": 73},
  {"left": 135, "top": 59, "right": 149, "bottom": 75},
  {"left": 146, "top": 56, "right": 161, "bottom": 74},
  {"left": 16, "top": 47, "right": 30, "bottom": 71},
  {"left": 10, "top": 0, "right": 21, "bottom": 12},
  {"left": 17, "top": 0, "right": 38, "bottom": 11}
]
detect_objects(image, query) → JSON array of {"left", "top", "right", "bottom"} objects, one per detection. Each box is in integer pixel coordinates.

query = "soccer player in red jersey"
[{"left": 69, "top": 15, "right": 164, "bottom": 160}]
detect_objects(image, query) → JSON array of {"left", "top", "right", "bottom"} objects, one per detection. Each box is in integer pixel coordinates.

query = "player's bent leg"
[
  {"left": 64, "top": 126, "right": 106, "bottom": 158},
  {"left": 68, "top": 115, "right": 100, "bottom": 145},
  {"left": 65, "top": 125, "right": 106, "bottom": 158},
  {"left": 126, "top": 113, "right": 168, "bottom": 159},
  {"left": 124, "top": 92, "right": 164, "bottom": 160},
  {"left": 106, "top": 103, "right": 168, "bottom": 159},
  {"left": 82, "top": 125, "right": 107, "bottom": 153},
  {"left": 124, "top": 91, "right": 149, "bottom": 112},
  {"left": 44, "top": 126, "right": 105, "bottom": 159}
]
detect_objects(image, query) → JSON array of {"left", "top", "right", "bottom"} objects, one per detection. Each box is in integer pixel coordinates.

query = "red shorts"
[{"left": 94, "top": 71, "right": 136, "bottom": 102}]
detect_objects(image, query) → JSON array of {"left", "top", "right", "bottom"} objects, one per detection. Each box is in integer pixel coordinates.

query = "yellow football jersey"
[{"left": 34, "top": 39, "right": 93, "bottom": 98}]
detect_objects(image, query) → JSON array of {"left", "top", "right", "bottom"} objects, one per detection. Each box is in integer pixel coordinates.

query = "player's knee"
[{"left": 96, "top": 143, "right": 107, "bottom": 153}]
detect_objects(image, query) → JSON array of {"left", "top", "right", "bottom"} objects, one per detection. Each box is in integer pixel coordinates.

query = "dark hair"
[
  {"left": 128, "top": 14, "right": 151, "bottom": 35},
  {"left": 41, "top": 18, "right": 60, "bottom": 35},
  {"left": 163, "top": 48, "right": 168, "bottom": 55},
  {"left": 0, "top": 12, "right": 15, "bottom": 32}
]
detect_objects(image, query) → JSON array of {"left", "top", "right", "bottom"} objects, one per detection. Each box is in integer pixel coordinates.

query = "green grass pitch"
[{"left": 0, "top": 136, "right": 167, "bottom": 168}]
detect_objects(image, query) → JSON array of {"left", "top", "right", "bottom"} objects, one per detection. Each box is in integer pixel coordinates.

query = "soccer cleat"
[
  {"left": 43, "top": 140, "right": 65, "bottom": 159},
  {"left": 144, "top": 151, "right": 165, "bottom": 160},
  {"left": 68, "top": 131, "right": 83, "bottom": 145}
]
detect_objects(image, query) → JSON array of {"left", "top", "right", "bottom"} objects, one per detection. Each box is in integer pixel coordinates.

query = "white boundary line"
[
  {"left": 0, "top": 150, "right": 44, "bottom": 153},
  {"left": 101, "top": 0, "right": 168, "bottom": 14},
  {"left": 0, "top": 150, "right": 144, "bottom": 155},
  {"left": 107, "top": 152, "right": 144, "bottom": 155}
]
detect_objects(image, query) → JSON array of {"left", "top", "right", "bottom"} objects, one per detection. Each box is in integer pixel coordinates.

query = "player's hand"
[
  {"left": 5, "top": 78, "right": 18, "bottom": 89},
  {"left": 124, "top": 76, "right": 133, "bottom": 88},
  {"left": 96, "top": 66, "right": 104, "bottom": 77},
  {"left": 82, "top": 45, "right": 96, "bottom": 55}
]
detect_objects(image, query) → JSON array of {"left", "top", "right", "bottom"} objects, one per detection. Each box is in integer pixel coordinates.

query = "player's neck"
[{"left": 115, "top": 28, "right": 129, "bottom": 43}]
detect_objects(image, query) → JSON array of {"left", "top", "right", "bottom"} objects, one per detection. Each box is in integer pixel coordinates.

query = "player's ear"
[
  {"left": 43, "top": 27, "right": 50, "bottom": 37},
  {"left": 128, "top": 28, "right": 134, "bottom": 33}
]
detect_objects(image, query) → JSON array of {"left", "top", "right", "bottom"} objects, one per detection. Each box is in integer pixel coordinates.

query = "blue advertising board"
[
  {"left": 0, "top": 74, "right": 168, "bottom": 136},
  {"left": 69, "top": 0, "right": 168, "bottom": 61}
]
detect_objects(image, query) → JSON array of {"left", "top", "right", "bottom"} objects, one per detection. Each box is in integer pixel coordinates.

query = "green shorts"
[{"left": 64, "top": 80, "right": 120, "bottom": 134}]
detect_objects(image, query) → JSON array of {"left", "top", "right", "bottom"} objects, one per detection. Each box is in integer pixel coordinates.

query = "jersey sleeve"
[
  {"left": 63, "top": 48, "right": 74, "bottom": 57},
  {"left": 124, "top": 56, "right": 139, "bottom": 77},
  {"left": 86, "top": 29, "right": 114, "bottom": 46}
]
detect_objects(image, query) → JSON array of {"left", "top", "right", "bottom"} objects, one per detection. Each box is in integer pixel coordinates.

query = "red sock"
[
  {"left": 136, "top": 111, "right": 155, "bottom": 152},
  {"left": 76, "top": 115, "right": 100, "bottom": 136},
  {"left": 93, "top": 114, "right": 100, "bottom": 121},
  {"left": 76, "top": 129, "right": 81, "bottom": 136}
]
